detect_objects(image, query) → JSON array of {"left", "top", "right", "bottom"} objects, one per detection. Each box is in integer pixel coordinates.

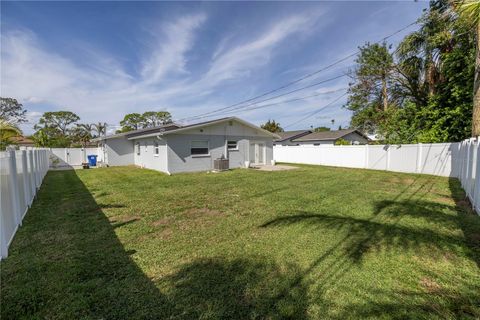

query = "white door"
[
  {"left": 249, "top": 142, "right": 266, "bottom": 165},
  {"left": 257, "top": 143, "right": 265, "bottom": 164}
]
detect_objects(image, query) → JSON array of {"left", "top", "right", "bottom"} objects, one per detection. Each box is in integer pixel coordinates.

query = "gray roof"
[
  {"left": 93, "top": 116, "right": 280, "bottom": 141},
  {"left": 292, "top": 129, "right": 368, "bottom": 142},
  {"left": 275, "top": 130, "right": 312, "bottom": 142},
  {"left": 91, "top": 123, "right": 181, "bottom": 142}
]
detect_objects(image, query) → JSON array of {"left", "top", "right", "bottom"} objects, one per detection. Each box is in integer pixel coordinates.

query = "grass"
[{"left": 1, "top": 164, "right": 479, "bottom": 319}]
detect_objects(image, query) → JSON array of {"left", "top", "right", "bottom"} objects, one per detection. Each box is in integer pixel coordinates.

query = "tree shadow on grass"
[
  {"left": 448, "top": 178, "right": 480, "bottom": 267},
  {"left": 1, "top": 170, "right": 308, "bottom": 319},
  {"left": 260, "top": 176, "right": 480, "bottom": 318}
]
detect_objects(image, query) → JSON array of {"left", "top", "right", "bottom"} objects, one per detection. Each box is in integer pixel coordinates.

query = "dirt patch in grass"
[
  {"left": 420, "top": 277, "right": 442, "bottom": 293},
  {"left": 152, "top": 217, "right": 171, "bottom": 227},
  {"left": 182, "top": 207, "right": 224, "bottom": 218},
  {"left": 456, "top": 199, "right": 473, "bottom": 213}
]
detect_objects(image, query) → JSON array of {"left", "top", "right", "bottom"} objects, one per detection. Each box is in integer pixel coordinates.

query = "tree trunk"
[
  {"left": 473, "top": 21, "right": 480, "bottom": 137},
  {"left": 382, "top": 76, "right": 388, "bottom": 111}
]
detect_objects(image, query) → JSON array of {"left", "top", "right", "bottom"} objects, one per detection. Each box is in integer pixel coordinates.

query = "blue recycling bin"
[{"left": 87, "top": 155, "right": 98, "bottom": 167}]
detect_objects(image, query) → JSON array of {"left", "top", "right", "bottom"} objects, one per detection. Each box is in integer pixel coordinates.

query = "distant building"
[
  {"left": 275, "top": 129, "right": 369, "bottom": 146},
  {"left": 11, "top": 136, "right": 35, "bottom": 147},
  {"left": 274, "top": 130, "right": 312, "bottom": 145}
]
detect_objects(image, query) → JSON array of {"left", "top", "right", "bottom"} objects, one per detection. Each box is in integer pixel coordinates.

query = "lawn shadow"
[
  {"left": 448, "top": 178, "right": 480, "bottom": 267},
  {"left": 1, "top": 170, "right": 309, "bottom": 319},
  {"left": 162, "top": 257, "right": 309, "bottom": 319}
]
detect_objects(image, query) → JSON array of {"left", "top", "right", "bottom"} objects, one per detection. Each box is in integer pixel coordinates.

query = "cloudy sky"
[{"left": 1, "top": 1, "right": 428, "bottom": 134}]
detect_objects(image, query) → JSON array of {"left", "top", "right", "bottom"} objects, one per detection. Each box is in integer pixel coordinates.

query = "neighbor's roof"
[
  {"left": 11, "top": 136, "right": 35, "bottom": 145},
  {"left": 291, "top": 129, "right": 369, "bottom": 142},
  {"left": 93, "top": 117, "right": 280, "bottom": 141},
  {"left": 275, "top": 130, "right": 312, "bottom": 142}
]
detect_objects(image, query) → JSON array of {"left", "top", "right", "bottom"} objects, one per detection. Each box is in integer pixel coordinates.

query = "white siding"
[{"left": 133, "top": 137, "right": 168, "bottom": 173}]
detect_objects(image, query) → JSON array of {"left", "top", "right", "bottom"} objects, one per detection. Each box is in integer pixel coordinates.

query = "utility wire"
[
  {"left": 177, "top": 21, "right": 418, "bottom": 123},
  {"left": 198, "top": 88, "right": 348, "bottom": 118},
  {"left": 184, "top": 74, "right": 348, "bottom": 121},
  {"left": 283, "top": 92, "right": 348, "bottom": 129}
]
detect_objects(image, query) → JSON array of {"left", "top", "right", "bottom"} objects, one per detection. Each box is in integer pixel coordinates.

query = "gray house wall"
[
  {"left": 104, "top": 137, "right": 134, "bottom": 166},
  {"left": 165, "top": 120, "right": 274, "bottom": 174},
  {"left": 166, "top": 134, "right": 273, "bottom": 174},
  {"left": 100, "top": 119, "right": 275, "bottom": 174},
  {"left": 133, "top": 137, "right": 168, "bottom": 173}
]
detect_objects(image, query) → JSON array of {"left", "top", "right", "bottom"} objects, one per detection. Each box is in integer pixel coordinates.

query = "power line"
[
  {"left": 283, "top": 92, "right": 348, "bottom": 129},
  {"left": 198, "top": 88, "right": 348, "bottom": 119},
  {"left": 183, "top": 74, "right": 348, "bottom": 121},
  {"left": 177, "top": 20, "right": 418, "bottom": 123}
]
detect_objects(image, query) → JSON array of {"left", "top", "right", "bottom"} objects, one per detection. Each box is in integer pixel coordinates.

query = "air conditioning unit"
[{"left": 213, "top": 158, "right": 229, "bottom": 171}]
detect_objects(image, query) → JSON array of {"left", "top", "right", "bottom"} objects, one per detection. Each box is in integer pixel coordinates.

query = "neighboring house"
[
  {"left": 290, "top": 129, "right": 369, "bottom": 145},
  {"left": 11, "top": 136, "right": 35, "bottom": 147},
  {"left": 92, "top": 117, "right": 279, "bottom": 174},
  {"left": 274, "top": 130, "right": 312, "bottom": 146}
]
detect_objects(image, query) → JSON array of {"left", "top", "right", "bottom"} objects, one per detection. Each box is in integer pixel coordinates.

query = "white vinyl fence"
[
  {"left": 1, "top": 149, "right": 49, "bottom": 259},
  {"left": 49, "top": 147, "right": 100, "bottom": 168},
  {"left": 274, "top": 138, "right": 479, "bottom": 214}
]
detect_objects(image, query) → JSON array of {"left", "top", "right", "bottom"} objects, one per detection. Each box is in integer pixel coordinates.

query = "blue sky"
[{"left": 1, "top": 1, "right": 428, "bottom": 134}]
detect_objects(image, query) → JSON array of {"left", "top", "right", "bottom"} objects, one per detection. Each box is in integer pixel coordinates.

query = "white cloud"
[
  {"left": 140, "top": 13, "right": 206, "bottom": 84},
  {"left": 1, "top": 10, "right": 330, "bottom": 133},
  {"left": 204, "top": 15, "right": 317, "bottom": 84}
]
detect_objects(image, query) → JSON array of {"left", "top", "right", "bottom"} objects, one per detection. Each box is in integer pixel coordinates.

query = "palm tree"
[
  {"left": 453, "top": 0, "right": 480, "bottom": 136},
  {"left": 396, "top": 8, "right": 452, "bottom": 98},
  {"left": 0, "top": 119, "right": 22, "bottom": 150},
  {"left": 92, "top": 122, "right": 106, "bottom": 138}
]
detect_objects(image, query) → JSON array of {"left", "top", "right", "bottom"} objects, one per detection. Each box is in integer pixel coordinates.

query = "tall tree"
[
  {"left": 34, "top": 111, "right": 80, "bottom": 136},
  {"left": 313, "top": 126, "right": 331, "bottom": 132},
  {"left": 92, "top": 122, "right": 107, "bottom": 137},
  {"left": 260, "top": 120, "right": 284, "bottom": 133},
  {"left": 33, "top": 111, "right": 80, "bottom": 147},
  {"left": 118, "top": 113, "right": 143, "bottom": 133},
  {"left": 0, "top": 98, "right": 27, "bottom": 124},
  {"left": 71, "top": 124, "right": 93, "bottom": 148},
  {"left": 453, "top": 0, "right": 480, "bottom": 136},
  {"left": 0, "top": 119, "right": 22, "bottom": 150},
  {"left": 142, "top": 111, "right": 172, "bottom": 127},
  {"left": 346, "top": 42, "right": 396, "bottom": 132}
]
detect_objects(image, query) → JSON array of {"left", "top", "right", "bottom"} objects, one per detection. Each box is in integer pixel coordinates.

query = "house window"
[
  {"left": 191, "top": 140, "right": 209, "bottom": 155},
  {"left": 136, "top": 142, "right": 140, "bottom": 155},
  {"left": 314, "top": 143, "right": 320, "bottom": 146},
  {"left": 227, "top": 140, "right": 238, "bottom": 150},
  {"left": 154, "top": 141, "right": 159, "bottom": 156}
]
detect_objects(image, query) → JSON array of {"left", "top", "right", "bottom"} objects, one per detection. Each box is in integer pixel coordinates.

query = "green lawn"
[{"left": 1, "top": 165, "right": 479, "bottom": 319}]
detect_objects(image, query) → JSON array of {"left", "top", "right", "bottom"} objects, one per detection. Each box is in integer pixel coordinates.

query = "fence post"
[
  {"left": 386, "top": 145, "right": 390, "bottom": 171},
  {"left": 473, "top": 139, "right": 480, "bottom": 214},
  {"left": 1, "top": 155, "right": 10, "bottom": 258},
  {"left": 27, "top": 150, "right": 35, "bottom": 199},
  {"left": 364, "top": 144, "right": 369, "bottom": 169},
  {"left": 20, "top": 151, "right": 30, "bottom": 210},
  {"left": 7, "top": 151, "right": 22, "bottom": 227},
  {"left": 415, "top": 143, "right": 423, "bottom": 174}
]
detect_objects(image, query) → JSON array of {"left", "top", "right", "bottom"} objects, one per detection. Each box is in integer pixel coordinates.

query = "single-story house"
[
  {"left": 274, "top": 130, "right": 312, "bottom": 146},
  {"left": 92, "top": 117, "right": 279, "bottom": 174},
  {"left": 291, "top": 129, "right": 369, "bottom": 145},
  {"left": 11, "top": 136, "right": 35, "bottom": 148}
]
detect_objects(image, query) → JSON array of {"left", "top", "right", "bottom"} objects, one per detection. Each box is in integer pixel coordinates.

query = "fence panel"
[
  {"left": 274, "top": 139, "right": 479, "bottom": 214},
  {"left": 0, "top": 148, "right": 49, "bottom": 259},
  {"left": 48, "top": 147, "right": 99, "bottom": 168}
]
